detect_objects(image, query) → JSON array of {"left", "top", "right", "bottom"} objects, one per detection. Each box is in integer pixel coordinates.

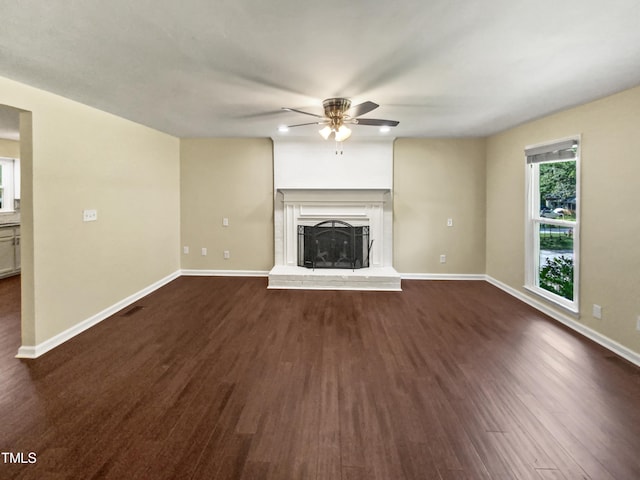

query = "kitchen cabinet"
[{"left": 0, "top": 225, "right": 20, "bottom": 278}]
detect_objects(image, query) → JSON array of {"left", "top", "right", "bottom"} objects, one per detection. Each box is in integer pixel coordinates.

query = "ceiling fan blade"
[
  {"left": 287, "top": 121, "right": 326, "bottom": 128},
  {"left": 348, "top": 101, "right": 379, "bottom": 117},
  {"left": 282, "top": 107, "right": 324, "bottom": 118},
  {"left": 355, "top": 118, "right": 399, "bottom": 127}
]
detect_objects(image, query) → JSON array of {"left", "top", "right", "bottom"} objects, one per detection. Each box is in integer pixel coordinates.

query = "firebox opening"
[{"left": 298, "top": 220, "right": 371, "bottom": 270}]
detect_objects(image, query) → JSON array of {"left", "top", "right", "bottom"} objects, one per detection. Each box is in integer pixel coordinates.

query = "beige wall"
[
  {"left": 0, "top": 75, "right": 180, "bottom": 346},
  {"left": 0, "top": 138, "right": 20, "bottom": 157},
  {"left": 180, "top": 138, "right": 274, "bottom": 271},
  {"left": 394, "top": 138, "right": 486, "bottom": 274},
  {"left": 486, "top": 85, "right": 640, "bottom": 354}
]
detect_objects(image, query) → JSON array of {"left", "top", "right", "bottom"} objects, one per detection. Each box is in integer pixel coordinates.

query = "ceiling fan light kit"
[
  {"left": 282, "top": 97, "right": 399, "bottom": 142},
  {"left": 334, "top": 125, "right": 352, "bottom": 142},
  {"left": 318, "top": 125, "right": 332, "bottom": 139}
]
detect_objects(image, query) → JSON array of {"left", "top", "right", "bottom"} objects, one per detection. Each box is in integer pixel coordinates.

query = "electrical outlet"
[
  {"left": 447, "top": 218, "right": 453, "bottom": 227},
  {"left": 223, "top": 250, "right": 230, "bottom": 259},
  {"left": 440, "top": 254, "right": 446, "bottom": 264},
  {"left": 201, "top": 247, "right": 207, "bottom": 256},
  {"left": 636, "top": 316, "right": 640, "bottom": 332},
  {"left": 592, "top": 304, "right": 602, "bottom": 320},
  {"left": 183, "top": 246, "right": 189, "bottom": 254},
  {"left": 223, "top": 217, "right": 229, "bottom": 227},
  {"left": 83, "top": 209, "right": 97, "bottom": 222}
]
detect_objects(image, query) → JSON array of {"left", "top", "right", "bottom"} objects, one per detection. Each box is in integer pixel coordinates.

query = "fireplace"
[
  {"left": 269, "top": 140, "right": 399, "bottom": 290},
  {"left": 298, "top": 220, "right": 370, "bottom": 269},
  {"left": 268, "top": 188, "right": 401, "bottom": 290}
]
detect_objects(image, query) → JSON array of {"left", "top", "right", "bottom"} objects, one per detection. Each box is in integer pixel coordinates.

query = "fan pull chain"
[{"left": 335, "top": 140, "right": 344, "bottom": 155}]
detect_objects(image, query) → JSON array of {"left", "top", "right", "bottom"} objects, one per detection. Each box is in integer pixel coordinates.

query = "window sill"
[{"left": 524, "top": 285, "right": 579, "bottom": 316}]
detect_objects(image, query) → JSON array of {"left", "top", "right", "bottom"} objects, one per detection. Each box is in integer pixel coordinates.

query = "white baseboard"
[
  {"left": 485, "top": 275, "right": 640, "bottom": 367},
  {"left": 16, "top": 270, "right": 181, "bottom": 359},
  {"left": 401, "top": 273, "right": 486, "bottom": 281},
  {"left": 180, "top": 269, "right": 269, "bottom": 277}
]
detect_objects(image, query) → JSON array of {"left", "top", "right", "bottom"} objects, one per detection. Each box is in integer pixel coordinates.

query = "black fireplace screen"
[{"left": 298, "top": 220, "right": 371, "bottom": 269}]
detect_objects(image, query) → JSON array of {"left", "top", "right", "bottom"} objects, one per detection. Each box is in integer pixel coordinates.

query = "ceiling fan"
[{"left": 282, "top": 98, "right": 399, "bottom": 141}]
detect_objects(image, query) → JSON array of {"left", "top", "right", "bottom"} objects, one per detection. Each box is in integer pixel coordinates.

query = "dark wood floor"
[{"left": 0, "top": 276, "right": 639, "bottom": 480}]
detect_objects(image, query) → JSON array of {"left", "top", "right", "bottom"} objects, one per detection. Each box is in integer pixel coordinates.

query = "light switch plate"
[{"left": 592, "top": 304, "right": 602, "bottom": 319}]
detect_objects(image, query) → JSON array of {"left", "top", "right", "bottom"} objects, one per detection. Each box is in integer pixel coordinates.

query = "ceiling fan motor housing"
[{"left": 323, "top": 98, "right": 351, "bottom": 128}]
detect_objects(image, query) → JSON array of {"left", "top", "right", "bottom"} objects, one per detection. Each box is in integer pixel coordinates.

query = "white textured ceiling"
[{"left": 1, "top": 0, "right": 639, "bottom": 140}]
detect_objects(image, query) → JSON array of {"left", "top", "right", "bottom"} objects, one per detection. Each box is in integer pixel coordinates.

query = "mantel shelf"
[{"left": 278, "top": 188, "right": 391, "bottom": 204}]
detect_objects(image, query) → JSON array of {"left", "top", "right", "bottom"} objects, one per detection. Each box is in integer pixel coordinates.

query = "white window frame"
[
  {"left": 524, "top": 135, "right": 580, "bottom": 313},
  {"left": 0, "top": 157, "right": 16, "bottom": 213}
]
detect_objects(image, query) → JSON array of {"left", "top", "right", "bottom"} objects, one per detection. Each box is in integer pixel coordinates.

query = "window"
[
  {"left": 525, "top": 137, "right": 580, "bottom": 312},
  {"left": 0, "top": 158, "right": 16, "bottom": 213}
]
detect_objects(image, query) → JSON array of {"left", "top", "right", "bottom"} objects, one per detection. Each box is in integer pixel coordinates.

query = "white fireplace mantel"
[{"left": 268, "top": 188, "right": 401, "bottom": 290}]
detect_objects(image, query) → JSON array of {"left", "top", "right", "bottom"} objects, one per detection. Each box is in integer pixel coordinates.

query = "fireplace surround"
[{"left": 268, "top": 188, "right": 401, "bottom": 290}]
